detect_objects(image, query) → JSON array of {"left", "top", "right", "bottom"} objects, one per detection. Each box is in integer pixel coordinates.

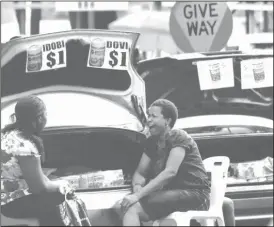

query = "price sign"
[
  {"left": 26, "top": 39, "right": 67, "bottom": 73},
  {"left": 196, "top": 58, "right": 234, "bottom": 90},
  {"left": 241, "top": 58, "right": 273, "bottom": 89},
  {"left": 87, "top": 37, "right": 130, "bottom": 70}
]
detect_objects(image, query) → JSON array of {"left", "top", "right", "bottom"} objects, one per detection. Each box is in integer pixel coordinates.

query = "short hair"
[{"left": 150, "top": 99, "right": 178, "bottom": 128}]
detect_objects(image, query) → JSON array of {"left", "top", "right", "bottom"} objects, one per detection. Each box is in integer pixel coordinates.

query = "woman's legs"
[
  {"left": 223, "top": 197, "right": 235, "bottom": 226},
  {"left": 122, "top": 202, "right": 150, "bottom": 226},
  {"left": 120, "top": 189, "right": 209, "bottom": 226},
  {"left": 1, "top": 192, "right": 65, "bottom": 225},
  {"left": 1, "top": 195, "right": 40, "bottom": 218}
]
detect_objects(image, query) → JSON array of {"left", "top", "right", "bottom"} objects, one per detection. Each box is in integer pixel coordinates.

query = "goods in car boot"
[
  {"left": 52, "top": 169, "right": 125, "bottom": 190},
  {"left": 79, "top": 175, "right": 89, "bottom": 188},
  {"left": 230, "top": 157, "right": 273, "bottom": 181}
]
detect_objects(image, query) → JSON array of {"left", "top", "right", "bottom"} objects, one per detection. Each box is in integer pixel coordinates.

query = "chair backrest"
[{"left": 203, "top": 156, "right": 230, "bottom": 212}]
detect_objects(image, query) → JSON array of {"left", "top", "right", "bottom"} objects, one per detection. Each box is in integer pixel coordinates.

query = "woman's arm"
[
  {"left": 18, "top": 155, "right": 63, "bottom": 194},
  {"left": 132, "top": 153, "right": 151, "bottom": 188},
  {"left": 135, "top": 147, "right": 186, "bottom": 200}
]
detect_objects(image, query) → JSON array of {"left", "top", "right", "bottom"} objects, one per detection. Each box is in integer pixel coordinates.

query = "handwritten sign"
[
  {"left": 170, "top": 2, "right": 233, "bottom": 53},
  {"left": 196, "top": 58, "right": 234, "bottom": 90},
  {"left": 87, "top": 37, "right": 130, "bottom": 70},
  {"left": 241, "top": 58, "right": 273, "bottom": 89},
  {"left": 26, "top": 39, "right": 67, "bottom": 73}
]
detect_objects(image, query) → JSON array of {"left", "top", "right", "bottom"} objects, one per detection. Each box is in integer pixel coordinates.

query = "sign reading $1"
[
  {"left": 87, "top": 37, "right": 130, "bottom": 70},
  {"left": 26, "top": 39, "right": 67, "bottom": 73}
]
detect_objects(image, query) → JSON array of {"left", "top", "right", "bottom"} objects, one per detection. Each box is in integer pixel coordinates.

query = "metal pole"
[
  {"left": 263, "top": 2, "right": 269, "bottom": 32},
  {"left": 14, "top": 1, "right": 26, "bottom": 34},
  {"left": 245, "top": 10, "right": 250, "bottom": 34},
  {"left": 30, "top": 1, "right": 41, "bottom": 34},
  {"left": 154, "top": 1, "right": 162, "bottom": 57}
]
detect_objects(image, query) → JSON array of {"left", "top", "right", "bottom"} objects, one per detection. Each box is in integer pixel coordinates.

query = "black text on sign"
[
  {"left": 183, "top": 3, "right": 218, "bottom": 36},
  {"left": 43, "top": 40, "right": 66, "bottom": 68},
  {"left": 107, "top": 41, "right": 129, "bottom": 68}
]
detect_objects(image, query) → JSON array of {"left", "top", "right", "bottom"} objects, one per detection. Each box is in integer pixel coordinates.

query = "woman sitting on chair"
[
  {"left": 118, "top": 99, "right": 210, "bottom": 226},
  {"left": 1, "top": 96, "right": 72, "bottom": 225}
]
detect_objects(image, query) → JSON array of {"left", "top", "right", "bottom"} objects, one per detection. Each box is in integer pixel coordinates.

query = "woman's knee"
[
  {"left": 127, "top": 202, "right": 142, "bottom": 214},
  {"left": 223, "top": 197, "right": 234, "bottom": 212}
]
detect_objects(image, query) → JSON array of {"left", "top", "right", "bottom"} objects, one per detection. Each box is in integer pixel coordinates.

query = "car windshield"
[{"left": 1, "top": 92, "right": 142, "bottom": 131}]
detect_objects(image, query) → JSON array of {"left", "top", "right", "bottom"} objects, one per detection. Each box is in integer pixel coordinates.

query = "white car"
[
  {"left": 137, "top": 51, "right": 273, "bottom": 226},
  {"left": 1, "top": 30, "right": 148, "bottom": 226}
]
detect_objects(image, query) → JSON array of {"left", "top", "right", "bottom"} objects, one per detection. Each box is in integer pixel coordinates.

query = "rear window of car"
[
  {"left": 2, "top": 38, "right": 132, "bottom": 98},
  {"left": 184, "top": 126, "right": 273, "bottom": 136}
]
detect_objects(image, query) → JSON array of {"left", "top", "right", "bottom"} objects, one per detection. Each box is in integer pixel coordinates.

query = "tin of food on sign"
[
  {"left": 252, "top": 62, "right": 265, "bottom": 82},
  {"left": 209, "top": 63, "right": 221, "bottom": 82},
  {"left": 27, "top": 45, "right": 43, "bottom": 72},
  {"left": 196, "top": 58, "right": 234, "bottom": 90},
  {"left": 240, "top": 58, "right": 273, "bottom": 89},
  {"left": 88, "top": 38, "right": 106, "bottom": 67},
  {"left": 26, "top": 39, "right": 67, "bottom": 73},
  {"left": 87, "top": 37, "right": 130, "bottom": 70}
]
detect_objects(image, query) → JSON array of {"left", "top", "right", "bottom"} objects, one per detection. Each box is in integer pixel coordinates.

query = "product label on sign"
[
  {"left": 196, "top": 58, "right": 234, "bottom": 90},
  {"left": 241, "top": 58, "right": 273, "bottom": 89},
  {"left": 26, "top": 39, "right": 67, "bottom": 73},
  {"left": 87, "top": 37, "right": 130, "bottom": 70}
]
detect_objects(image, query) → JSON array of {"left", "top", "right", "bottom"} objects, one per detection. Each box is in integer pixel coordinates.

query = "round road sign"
[{"left": 169, "top": 2, "right": 233, "bottom": 53}]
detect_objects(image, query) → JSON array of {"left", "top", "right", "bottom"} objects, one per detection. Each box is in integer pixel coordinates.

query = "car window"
[
  {"left": 1, "top": 92, "right": 142, "bottom": 131},
  {"left": 228, "top": 126, "right": 254, "bottom": 134},
  {"left": 184, "top": 126, "right": 231, "bottom": 136},
  {"left": 184, "top": 126, "right": 273, "bottom": 136},
  {"left": 175, "top": 115, "right": 273, "bottom": 136},
  {"left": 2, "top": 38, "right": 133, "bottom": 98}
]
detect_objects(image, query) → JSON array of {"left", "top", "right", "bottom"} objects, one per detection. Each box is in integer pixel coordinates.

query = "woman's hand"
[
  {"left": 120, "top": 194, "right": 139, "bottom": 214},
  {"left": 55, "top": 180, "right": 74, "bottom": 195},
  {"left": 133, "top": 184, "right": 143, "bottom": 193}
]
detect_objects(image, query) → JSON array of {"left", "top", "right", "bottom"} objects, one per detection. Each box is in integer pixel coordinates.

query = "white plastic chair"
[
  {"left": 153, "top": 156, "right": 230, "bottom": 226},
  {"left": 1, "top": 213, "right": 39, "bottom": 226}
]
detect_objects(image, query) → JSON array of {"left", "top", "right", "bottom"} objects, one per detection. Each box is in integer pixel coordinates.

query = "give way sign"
[{"left": 169, "top": 2, "right": 233, "bottom": 53}]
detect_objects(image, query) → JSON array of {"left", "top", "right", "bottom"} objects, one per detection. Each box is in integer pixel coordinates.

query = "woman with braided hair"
[{"left": 1, "top": 95, "right": 72, "bottom": 224}]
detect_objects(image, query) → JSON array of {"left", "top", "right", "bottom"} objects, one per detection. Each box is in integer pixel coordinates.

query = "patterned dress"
[{"left": 1, "top": 130, "right": 40, "bottom": 205}]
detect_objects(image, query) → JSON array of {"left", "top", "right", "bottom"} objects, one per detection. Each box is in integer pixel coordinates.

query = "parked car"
[
  {"left": 1, "top": 31, "right": 273, "bottom": 226},
  {"left": 1, "top": 30, "right": 148, "bottom": 226},
  {"left": 137, "top": 51, "right": 273, "bottom": 226}
]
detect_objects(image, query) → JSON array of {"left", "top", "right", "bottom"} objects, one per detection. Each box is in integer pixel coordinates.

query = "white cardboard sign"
[
  {"left": 196, "top": 58, "right": 234, "bottom": 90},
  {"left": 241, "top": 58, "right": 273, "bottom": 89},
  {"left": 26, "top": 39, "right": 67, "bottom": 73},
  {"left": 87, "top": 37, "right": 130, "bottom": 70}
]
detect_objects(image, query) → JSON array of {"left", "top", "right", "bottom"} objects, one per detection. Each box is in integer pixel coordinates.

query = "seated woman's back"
[
  {"left": 1, "top": 129, "right": 44, "bottom": 205},
  {"left": 1, "top": 95, "right": 67, "bottom": 208}
]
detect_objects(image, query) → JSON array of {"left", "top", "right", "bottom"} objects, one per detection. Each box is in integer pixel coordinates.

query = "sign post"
[{"left": 169, "top": 2, "right": 233, "bottom": 53}]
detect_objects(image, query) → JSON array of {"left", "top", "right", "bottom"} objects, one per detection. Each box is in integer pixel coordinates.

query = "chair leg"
[
  {"left": 176, "top": 217, "right": 191, "bottom": 226},
  {"left": 216, "top": 217, "right": 225, "bottom": 226},
  {"left": 199, "top": 219, "right": 215, "bottom": 226},
  {"left": 167, "top": 212, "right": 192, "bottom": 226}
]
